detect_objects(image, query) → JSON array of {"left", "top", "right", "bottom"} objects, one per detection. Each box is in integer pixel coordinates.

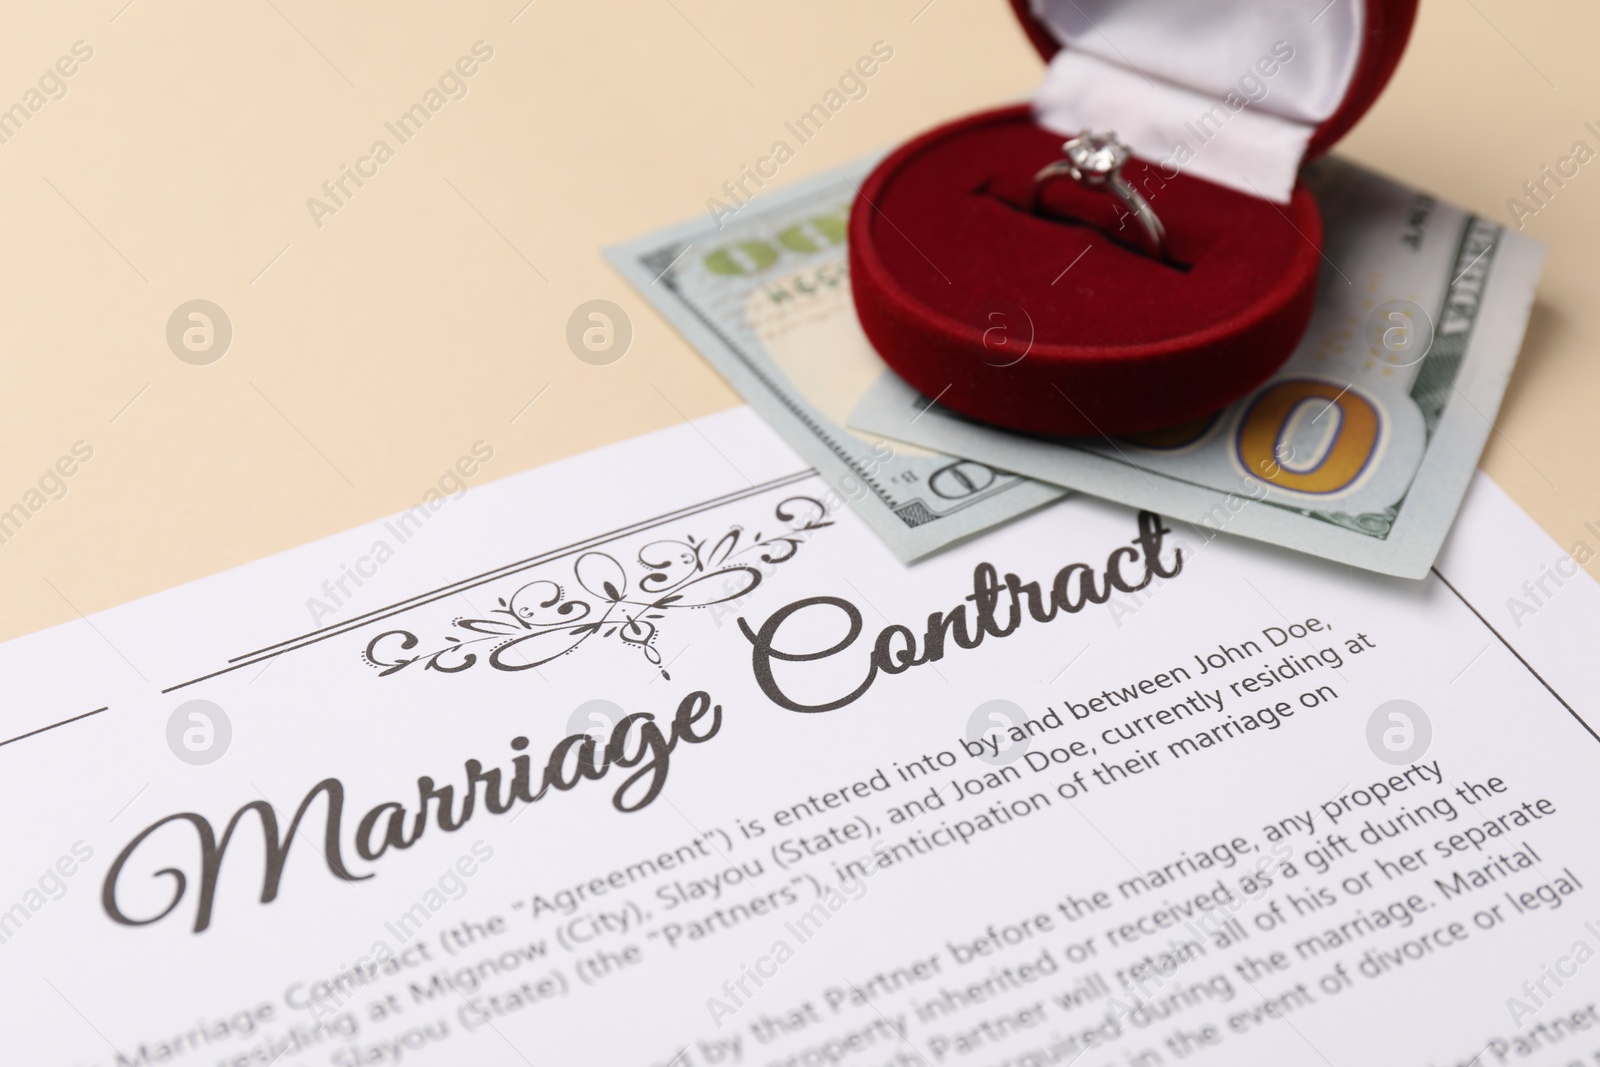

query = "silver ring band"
[{"left": 1032, "top": 131, "right": 1169, "bottom": 263}]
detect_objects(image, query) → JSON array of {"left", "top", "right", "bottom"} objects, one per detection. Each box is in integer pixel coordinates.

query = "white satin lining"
[{"left": 1028, "top": 0, "right": 1363, "bottom": 202}]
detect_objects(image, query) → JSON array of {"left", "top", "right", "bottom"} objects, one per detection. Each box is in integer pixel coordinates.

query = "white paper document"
[{"left": 2, "top": 407, "right": 1598, "bottom": 1066}]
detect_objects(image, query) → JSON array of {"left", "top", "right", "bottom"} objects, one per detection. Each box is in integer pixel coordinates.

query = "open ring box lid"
[{"left": 848, "top": 0, "right": 1418, "bottom": 436}]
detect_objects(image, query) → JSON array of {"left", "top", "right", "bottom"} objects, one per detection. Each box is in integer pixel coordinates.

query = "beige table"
[{"left": 1, "top": 0, "right": 1594, "bottom": 645}]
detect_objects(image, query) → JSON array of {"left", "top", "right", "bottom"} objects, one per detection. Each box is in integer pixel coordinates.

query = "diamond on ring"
[{"left": 1061, "top": 132, "right": 1130, "bottom": 186}]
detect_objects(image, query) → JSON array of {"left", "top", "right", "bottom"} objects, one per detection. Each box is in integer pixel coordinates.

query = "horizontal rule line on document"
[
  {"left": 0, "top": 706, "right": 109, "bottom": 750},
  {"left": 161, "top": 468, "right": 821, "bottom": 695},
  {"left": 1431, "top": 566, "right": 1593, "bottom": 744}
]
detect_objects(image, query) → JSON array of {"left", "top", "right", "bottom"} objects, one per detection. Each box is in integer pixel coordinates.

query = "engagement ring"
[{"left": 1033, "top": 130, "right": 1169, "bottom": 263}]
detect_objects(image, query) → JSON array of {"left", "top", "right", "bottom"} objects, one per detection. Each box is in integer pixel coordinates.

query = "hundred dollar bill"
[
  {"left": 849, "top": 157, "right": 1546, "bottom": 578},
  {"left": 606, "top": 160, "right": 1064, "bottom": 562}
]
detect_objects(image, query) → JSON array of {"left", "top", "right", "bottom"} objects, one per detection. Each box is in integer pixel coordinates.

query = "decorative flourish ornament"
[{"left": 363, "top": 495, "right": 833, "bottom": 679}]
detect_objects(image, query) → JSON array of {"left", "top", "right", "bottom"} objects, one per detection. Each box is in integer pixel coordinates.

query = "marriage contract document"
[{"left": 1, "top": 408, "right": 1596, "bottom": 1066}]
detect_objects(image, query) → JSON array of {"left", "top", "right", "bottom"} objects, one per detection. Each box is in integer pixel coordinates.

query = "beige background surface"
[{"left": 0, "top": 0, "right": 1594, "bottom": 644}]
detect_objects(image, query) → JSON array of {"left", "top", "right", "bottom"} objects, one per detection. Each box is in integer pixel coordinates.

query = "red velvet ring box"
[{"left": 849, "top": 0, "right": 1418, "bottom": 436}]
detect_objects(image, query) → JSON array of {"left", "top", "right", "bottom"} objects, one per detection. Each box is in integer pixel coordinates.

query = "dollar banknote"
[
  {"left": 607, "top": 160, "right": 1064, "bottom": 562},
  {"left": 849, "top": 157, "right": 1545, "bottom": 578}
]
